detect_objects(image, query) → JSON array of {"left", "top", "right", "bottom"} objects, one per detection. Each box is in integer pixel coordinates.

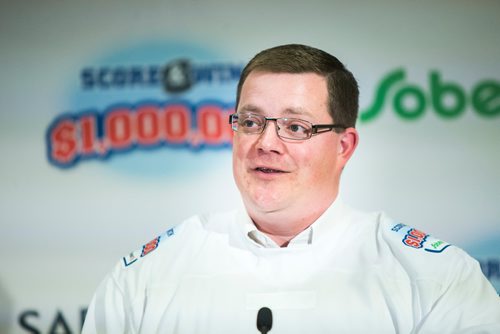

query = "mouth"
[{"left": 254, "top": 167, "right": 288, "bottom": 174}]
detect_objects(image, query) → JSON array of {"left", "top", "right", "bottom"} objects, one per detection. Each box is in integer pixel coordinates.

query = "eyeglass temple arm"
[{"left": 312, "top": 124, "right": 347, "bottom": 134}]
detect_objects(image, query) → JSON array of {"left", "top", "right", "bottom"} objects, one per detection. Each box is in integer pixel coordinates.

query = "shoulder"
[
  {"left": 374, "top": 216, "right": 500, "bottom": 329},
  {"left": 375, "top": 215, "right": 478, "bottom": 281},
  {"left": 120, "top": 224, "right": 178, "bottom": 268},
  {"left": 115, "top": 211, "right": 237, "bottom": 272},
  {"left": 380, "top": 219, "right": 452, "bottom": 255},
  {"left": 104, "top": 210, "right": 239, "bottom": 296}
]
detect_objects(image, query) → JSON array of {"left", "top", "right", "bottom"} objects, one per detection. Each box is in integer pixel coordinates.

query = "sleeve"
[
  {"left": 416, "top": 252, "right": 500, "bottom": 334},
  {"left": 81, "top": 226, "right": 182, "bottom": 333},
  {"left": 82, "top": 271, "right": 133, "bottom": 334}
]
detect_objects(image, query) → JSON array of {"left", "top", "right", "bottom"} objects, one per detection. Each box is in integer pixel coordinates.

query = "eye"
[
  {"left": 238, "top": 114, "right": 263, "bottom": 131},
  {"left": 289, "top": 123, "right": 306, "bottom": 133},
  {"left": 280, "top": 118, "right": 312, "bottom": 139},
  {"left": 242, "top": 119, "right": 257, "bottom": 128},
  {"left": 287, "top": 121, "right": 309, "bottom": 134}
]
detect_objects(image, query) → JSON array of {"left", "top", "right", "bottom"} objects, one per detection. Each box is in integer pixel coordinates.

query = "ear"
[{"left": 338, "top": 127, "right": 359, "bottom": 165}]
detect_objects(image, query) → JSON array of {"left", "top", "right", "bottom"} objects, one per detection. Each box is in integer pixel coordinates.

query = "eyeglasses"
[{"left": 229, "top": 113, "right": 347, "bottom": 140}]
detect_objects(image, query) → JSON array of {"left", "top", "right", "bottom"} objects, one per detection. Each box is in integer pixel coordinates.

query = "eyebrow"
[
  {"left": 238, "top": 104, "right": 261, "bottom": 113},
  {"left": 238, "top": 104, "right": 315, "bottom": 119}
]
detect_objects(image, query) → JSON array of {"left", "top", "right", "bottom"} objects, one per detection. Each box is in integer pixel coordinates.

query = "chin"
[{"left": 245, "top": 192, "right": 287, "bottom": 214}]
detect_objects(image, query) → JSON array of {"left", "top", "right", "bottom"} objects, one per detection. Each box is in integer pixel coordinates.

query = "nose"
[{"left": 255, "top": 120, "right": 284, "bottom": 153}]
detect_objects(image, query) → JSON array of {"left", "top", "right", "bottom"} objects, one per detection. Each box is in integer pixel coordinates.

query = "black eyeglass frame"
[{"left": 228, "top": 113, "right": 347, "bottom": 140}]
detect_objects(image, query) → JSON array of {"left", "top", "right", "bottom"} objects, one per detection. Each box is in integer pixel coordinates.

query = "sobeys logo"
[{"left": 360, "top": 69, "right": 499, "bottom": 122}]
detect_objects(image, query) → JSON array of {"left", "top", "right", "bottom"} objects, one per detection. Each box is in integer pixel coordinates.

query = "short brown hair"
[{"left": 236, "top": 44, "right": 359, "bottom": 128}]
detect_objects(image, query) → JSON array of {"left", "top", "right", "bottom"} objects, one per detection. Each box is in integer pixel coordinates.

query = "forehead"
[{"left": 239, "top": 71, "right": 330, "bottom": 120}]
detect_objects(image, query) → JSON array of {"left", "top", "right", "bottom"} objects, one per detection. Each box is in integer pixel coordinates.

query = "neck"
[
  {"left": 253, "top": 218, "right": 309, "bottom": 247},
  {"left": 248, "top": 195, "right": 338, "bottom": 247}
]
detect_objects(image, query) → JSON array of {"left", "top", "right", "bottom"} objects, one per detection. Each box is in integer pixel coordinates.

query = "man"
[{"left": 83, "top": 44, "right": 500, "bottom": 333}]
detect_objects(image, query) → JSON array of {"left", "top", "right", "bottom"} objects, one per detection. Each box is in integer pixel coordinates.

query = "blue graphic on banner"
[{"left": 46, "top": 40, "right": 243, "bottom": 175}]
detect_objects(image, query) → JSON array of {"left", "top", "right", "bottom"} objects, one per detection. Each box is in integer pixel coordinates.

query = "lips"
[
  {"left": 255, "top": 167, "right": 285, "bottom": 173},
  {"left": 253, "top": 165, "right": 290, "bottom": 174}
]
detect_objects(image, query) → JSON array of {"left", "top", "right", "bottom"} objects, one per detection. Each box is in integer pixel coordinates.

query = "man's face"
[{"left": 232, "top": 71, "right": 354, "bottom": 221}]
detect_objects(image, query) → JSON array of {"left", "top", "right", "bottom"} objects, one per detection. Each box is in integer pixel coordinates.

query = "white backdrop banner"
[{"left": 1, "top": 0, "right": 499, "bottom": 333}]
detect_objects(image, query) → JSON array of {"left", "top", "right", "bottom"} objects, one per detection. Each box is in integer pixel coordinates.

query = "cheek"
[
  {"left": 300, "top": 142, "right": 338, "bottom": 182},
  {"left": 232, "top": 137, "right": 244, "bottom": 164},
  {"left": 232, "top": 137, "right": 248, "bottom": 179},
  {"left": 318, "top": 155, "right": 336, "bottom": 180}
]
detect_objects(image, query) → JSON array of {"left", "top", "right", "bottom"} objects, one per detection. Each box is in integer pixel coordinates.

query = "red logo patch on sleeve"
[{"left": 141, "top": 236, "right": 160, "bottom": 257}]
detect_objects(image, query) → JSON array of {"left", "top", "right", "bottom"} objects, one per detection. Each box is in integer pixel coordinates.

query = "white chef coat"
[{"left": 83, "top": 200, "right": 500, "bottom": 333}]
